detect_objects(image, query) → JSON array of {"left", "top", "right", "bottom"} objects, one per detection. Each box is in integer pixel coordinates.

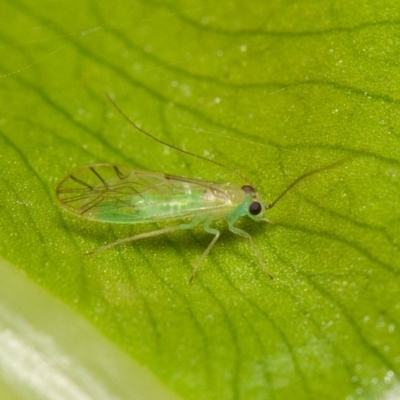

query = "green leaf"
[
  {"left": 0, "top": 258, "right": 180, "bottom": 400},
  {"left": 1, "top": 1, "right": 399, "bottom": 399}
]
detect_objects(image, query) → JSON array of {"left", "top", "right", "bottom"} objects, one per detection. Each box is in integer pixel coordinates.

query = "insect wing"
[{"left": 56, "top": 164, "right": 236, "bottom": 223}]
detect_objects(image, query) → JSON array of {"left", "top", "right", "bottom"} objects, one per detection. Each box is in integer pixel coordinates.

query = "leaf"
[
  {"left": 0, "top": 258, "right": 180, "bottom": 400},
  {"left": 1, "top": 1, "right": 399, "bottom": 399}
]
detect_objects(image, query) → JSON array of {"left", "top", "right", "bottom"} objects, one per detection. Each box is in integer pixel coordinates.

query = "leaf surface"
[{"left": 1, "top": 1, "right": 399, "bottom": 399}]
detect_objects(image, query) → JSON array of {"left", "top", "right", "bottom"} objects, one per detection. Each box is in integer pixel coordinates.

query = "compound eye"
[{"left": 249, "top": 201, "right": 262, "bottom": 216}]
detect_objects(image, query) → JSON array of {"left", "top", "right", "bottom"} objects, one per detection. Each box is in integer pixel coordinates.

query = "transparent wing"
[{"left": 56, "top": 164, "right": 237, "bottom": 223}]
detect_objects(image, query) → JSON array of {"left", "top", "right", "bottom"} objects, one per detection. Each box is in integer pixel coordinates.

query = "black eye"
[{"left": 249, "top": 201, "right": 262, "bottom": 215}]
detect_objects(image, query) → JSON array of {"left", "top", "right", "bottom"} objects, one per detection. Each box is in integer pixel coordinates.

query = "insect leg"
[
  {"left": 189, "top": 222, "right": 220, "bottom": 283},
  {"left": 228, "top": 224, "right": 273, "bottom": 279},
  {"left": 85, "top": 226, "right": 184, "bottom": 255},
  {"left": 86, "top": 218, "right": 204, "bottom": 255}
]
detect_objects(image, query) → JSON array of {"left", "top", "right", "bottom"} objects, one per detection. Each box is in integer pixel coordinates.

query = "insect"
[{"left": 56, "top": 95, "right": 343, "bottom": 282}]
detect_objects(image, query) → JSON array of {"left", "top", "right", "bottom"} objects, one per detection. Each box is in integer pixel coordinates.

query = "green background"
[{"left": 0, "top": 1, "right": 399, "bottom": 399}]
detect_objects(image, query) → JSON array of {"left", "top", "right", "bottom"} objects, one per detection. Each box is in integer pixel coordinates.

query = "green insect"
[{"left": 56, "top": 96, "right": 342, "bottom": 282}]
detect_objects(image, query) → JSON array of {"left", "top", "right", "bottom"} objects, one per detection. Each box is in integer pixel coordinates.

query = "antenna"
[
  {"left": 265, "top": 158, "right": 348, "bottom": 209},
  {"left": 106, "top": 93, "right": 250, "bottom": 183}
]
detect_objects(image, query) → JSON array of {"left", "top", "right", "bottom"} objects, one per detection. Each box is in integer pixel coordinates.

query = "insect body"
[
  {"left": 56, "top": 95, "right": 344, "bottom": 281},
  {"left": 56, "top": 164, "right": 269, "bottom": 281}
]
